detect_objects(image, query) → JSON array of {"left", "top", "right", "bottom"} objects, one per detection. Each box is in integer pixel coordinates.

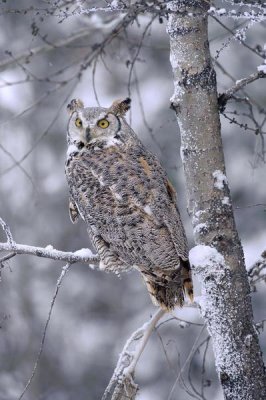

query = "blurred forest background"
[{"left": 0, "top": 1, "right": 265, "bottom": 399}]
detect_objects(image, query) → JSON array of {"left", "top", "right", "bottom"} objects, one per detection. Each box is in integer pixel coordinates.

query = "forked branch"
[
  {"left": 218, "top": 70, "right": 266, "bottom": 111},
  {"left": 102, "top": 309, "right": 165, "bottom": 400}
]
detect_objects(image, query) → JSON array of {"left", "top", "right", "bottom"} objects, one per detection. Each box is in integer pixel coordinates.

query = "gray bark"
[{"left": 167, "top": 1, "right": 266, "bottom": 399}]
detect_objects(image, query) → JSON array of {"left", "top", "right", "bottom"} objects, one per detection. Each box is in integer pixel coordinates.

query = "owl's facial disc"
[
  {"left": 67, "top": 111, "right": 88, "bottom": 145},
  {"left": 88, "top": 112, "right": 121, "bottom": 142},
  {"left": 67, "top": 108, "right": 123, "bottom": 148},
  {"left": 75, "top": 116, "right": 90, "bottom": 141}
]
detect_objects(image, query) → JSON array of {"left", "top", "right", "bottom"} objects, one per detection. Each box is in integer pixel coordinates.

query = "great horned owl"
[{"left": 65, "top": 98, "right": 193, "bottom": 310}]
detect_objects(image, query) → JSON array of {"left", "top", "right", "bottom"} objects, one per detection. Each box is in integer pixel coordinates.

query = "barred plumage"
[{"left": 65, "top": 98, "right": 193, "bottom": 310}]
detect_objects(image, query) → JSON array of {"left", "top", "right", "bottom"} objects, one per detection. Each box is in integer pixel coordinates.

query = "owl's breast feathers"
[{"left": 65, "top": 140, "right": 193, "bottom": 309}]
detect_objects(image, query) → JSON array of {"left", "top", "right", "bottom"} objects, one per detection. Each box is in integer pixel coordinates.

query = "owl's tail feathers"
[
  {"left": 182, "top": 260, "right": 194, "bottom": 303},
  {"left": 141, "top": 260, "right": 193, "bottom": 311}
]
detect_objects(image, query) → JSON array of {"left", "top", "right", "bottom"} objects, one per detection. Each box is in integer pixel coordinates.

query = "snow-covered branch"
[
  {"left": 102, "top": 309, "right": 165, "bottom": 400},
  {"left": 0, "top": 216, "right": 16, "bottom": 246},
  {"left": 0, "top": 241, "right": 99, "bottom": 266},
  {"left": 0, "top": 217, "right": 99, "bottom": 266},
  {"left": 208, "top": 4, "right": 266, "bottom": 21},
  {"left": 218, "top": 70, "right": 266, "bottom": 111}
]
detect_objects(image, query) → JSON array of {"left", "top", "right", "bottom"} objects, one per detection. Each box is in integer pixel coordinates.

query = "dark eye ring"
[
  {"left": 97, "top": 119, "right": 109, "bottom": 129},
  {"left": 75, "top": 118, "right": 83, "bottom": 128}
]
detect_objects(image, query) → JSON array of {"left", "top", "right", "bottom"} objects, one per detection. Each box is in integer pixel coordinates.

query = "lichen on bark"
[{"left": 167, "top": 1, "right": 266, "bottom": 398}]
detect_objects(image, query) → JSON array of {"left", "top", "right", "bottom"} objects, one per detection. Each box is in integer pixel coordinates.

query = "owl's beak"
[{"left": 85, "top": 127, "right": 91, "bottom": 142}]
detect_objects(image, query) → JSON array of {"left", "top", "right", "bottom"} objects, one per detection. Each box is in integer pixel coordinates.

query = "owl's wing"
[
  {"left": 83, "top": 143, "right": 188, "bottom": 261},
  {"left": 127, "top": 147, "right": 189, "bottom": 261}
]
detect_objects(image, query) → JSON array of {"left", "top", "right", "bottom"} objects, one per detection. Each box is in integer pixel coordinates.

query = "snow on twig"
[
  {"left": 102, "top": 309, "right": 165, "bottom": 400},
  {"left": 218, "top": 70, "right": 266, "bottom": 111},
  {"left": 0, "top": 241, "right": 99, "bottom": 266},
  {"left": 124, "top": 308, "right": 165, "bottom": 375},
  {"left": 0, "top": 217, "right": 16, "bottom": 247},
  {"left": 0, "top": 217, "right": 99, "bottom": 269}
]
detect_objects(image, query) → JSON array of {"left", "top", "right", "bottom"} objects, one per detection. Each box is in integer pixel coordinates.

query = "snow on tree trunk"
[{"left": 167, "top": 1, "right": 266, "bottom": 399}]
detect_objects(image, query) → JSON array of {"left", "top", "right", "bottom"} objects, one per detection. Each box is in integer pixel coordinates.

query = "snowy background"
[{"left": 0, "top": 1, "right": 265, "bottom": 399}]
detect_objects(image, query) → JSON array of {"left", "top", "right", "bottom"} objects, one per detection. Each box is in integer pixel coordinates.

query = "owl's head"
[{"left": 66, "top": 98, "right": 131, "bottom": 147}]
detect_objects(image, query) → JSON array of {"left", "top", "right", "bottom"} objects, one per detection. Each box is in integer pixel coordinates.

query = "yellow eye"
[
  {"left": 97, "top": 119, "right": 109, "bottom": 129},
  {"left": 75, "top": 117, "right": 83, "bottom": 128}
]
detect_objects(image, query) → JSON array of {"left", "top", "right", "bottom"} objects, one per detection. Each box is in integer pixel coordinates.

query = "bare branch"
[
  {"left": 218, "top": 70, "right": 266, "bottom": 111},
  {"left": 1, "top": 79, "right": 77, "bottom": 177},
  {"left": 0, "top": 28, "right": 93, "bottom": 72},
  {"left": 235, "top": 203, "right": 266, "bottom": 210},
  {"left": 0, "top": 217, "right": 15, "bottom": 247},
  {"left": 127, "top": 17, "right": 155, "bottom": 97},
  {"left": 187, "top": 336, "right": 211, "bottom": 400},
  {"left": 18, "top": 262, "right": 71, "bottom": 400},
  {"left": 212, "top": 15, "right": 264, "bottom": 60},
  {"left": 0, "top": 252, "right": 16, "bottom": 264},
  {"left": 157, "top": 315, "right": 204, "bottom": 329},
  {"left": 167, "top": 325, "right": 206, "bottom": 400},
  {"left": 0, "top": 143, "right": 36, "bottom": 187}
]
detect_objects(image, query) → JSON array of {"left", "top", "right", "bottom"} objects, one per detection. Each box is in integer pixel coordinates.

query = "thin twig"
[
  {"left": 0, "top": 28, "right": 92, "bottom": 72},
  {"left": 212, "top": 16, "right": 263, "bottom": 60},
  {"left": 1, "top": 80, "right": 77, "bottom": 177},
  {"left": 167, "top": 325, "right": 206, "bottom": 400},
  {"left": 127, "top": 17, "right": 155, "bottom": 98},
  {"left": 0, "top": 252, "right": 16, "bottom": 264},
  {"left": 18, "top": 263, "right": 71, "bottom": 400},
  {"left": 235, "top": 203, "right": 266, "bottom": 210},
  {"left": 155, "top": 328, "right": 177, "bottom": 372},
  {"left": 218, "top": 71, "right": 266, "bottom": 111},
  {"left": 187, "top": 336, "right": 210, "bottom": 400},
  {"left": 201, "top": 337, "right": 211, "bottom": 399},
  {"left": 92, "top": 57, "right": 101, "bottom": 106},
  {"left": 157, "top": 315, "right": 204, "bottom": 329},
  {"left": 0, "top": 217, "right": 15, "bottom": 247},
  {"left": 0, "top": 83, "right": 65, "bottom": 128},
  {"left": 0, "top": 144, "right": 35, "bottom": 188}
]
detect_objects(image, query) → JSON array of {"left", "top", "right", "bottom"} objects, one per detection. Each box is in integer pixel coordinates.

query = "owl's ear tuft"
[
  {"left": 67, "top": 98, "right": 84, "bottom": 114},
  {"left": 108, "top": 98, "right": 131, "bottom": 116}
]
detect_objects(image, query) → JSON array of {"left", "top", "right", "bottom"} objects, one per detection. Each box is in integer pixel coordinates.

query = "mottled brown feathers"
[
  {"left": 67, "top": 98, "right": 84, "bottom": 114},
  {"left": 65, "top": 99, "right": 193, "bottom": 310},
  {"left": 108, "top": 98, "right": 131, "bottom": 116},
  {"left": 141, "top": 262, "right": 193, "bottom": 310},
  {"left": 139, "top": 156, "right": 152, "bottom": 177}
]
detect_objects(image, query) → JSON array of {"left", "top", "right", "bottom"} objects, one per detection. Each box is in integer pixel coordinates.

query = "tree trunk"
[{"left": 167, "top": 1, "right": 266, "bottom": 399}]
